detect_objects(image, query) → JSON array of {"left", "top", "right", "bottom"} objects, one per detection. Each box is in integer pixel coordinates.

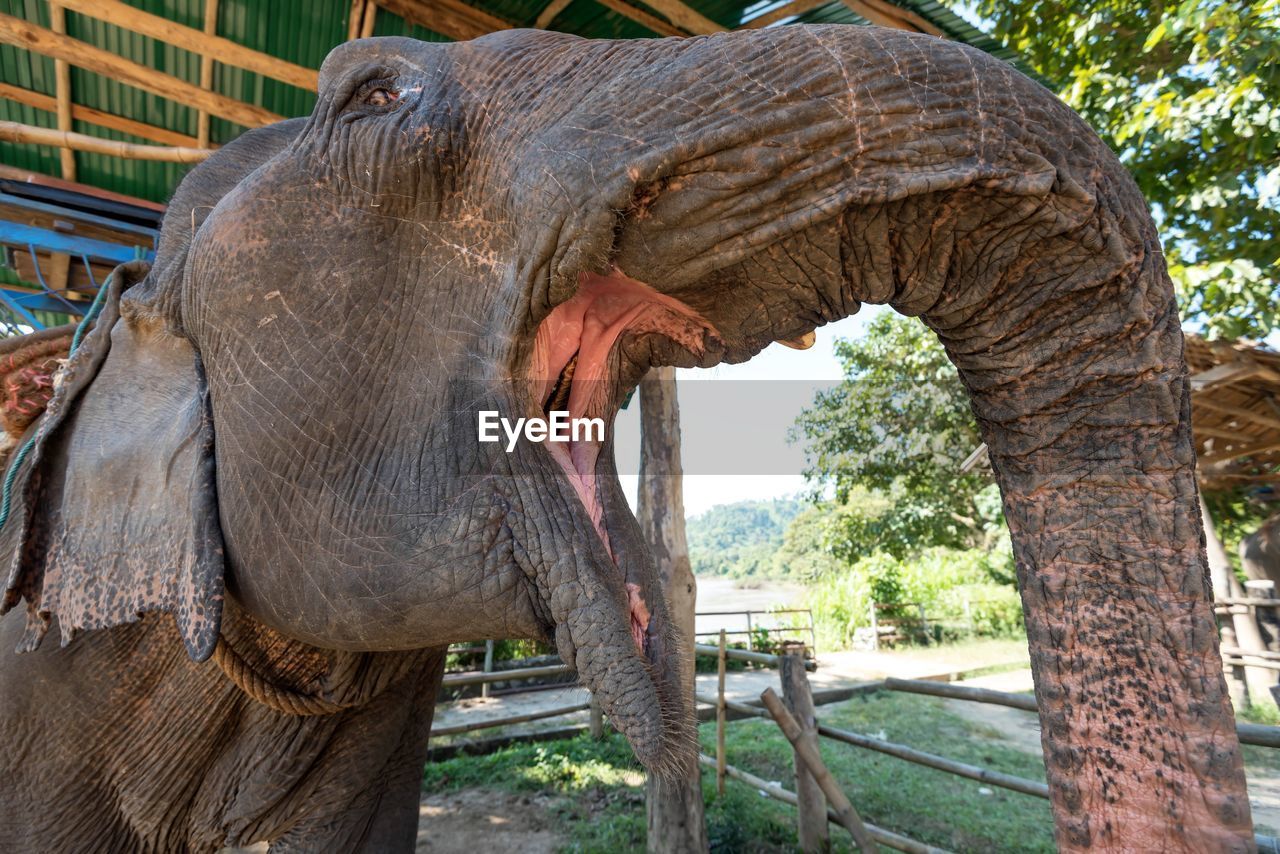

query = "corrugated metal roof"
[{"left": 0, "top": 0, "right": 1019, "bottom": 206}]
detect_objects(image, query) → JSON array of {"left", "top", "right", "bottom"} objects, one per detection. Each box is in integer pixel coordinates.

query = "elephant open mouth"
[{"left": 528, "top": 267, "right": 722, "bottom": 656}]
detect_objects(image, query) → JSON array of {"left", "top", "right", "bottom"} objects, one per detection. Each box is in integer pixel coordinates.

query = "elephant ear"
[{"left": 0, "top": 261, "right": 226, "bottom": 662}]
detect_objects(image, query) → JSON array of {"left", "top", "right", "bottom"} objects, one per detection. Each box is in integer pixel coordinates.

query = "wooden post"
[
  {"left": 481, "top": 638, "right": 494, "bottom": 699},
  {"left": 196, "top": 0, "right": 218, "bottom": 149},
  {"left": 745, "top": 611, "right": 754, "bottom": 651},
  {"left": 48, "top": 3, "right": 75, "bottom": 182},
  {"left": 963, "top": 594, "right": 974, "bottom": 636},
  {"left": 637, "top": 366, "right": 708, "bottom": 853},
  {"left": 761, "top": 689, "right": 879, "bottom": 852},
  {"left": 1204, "top": 494, "right": 1273, "bottom": 700},
  {"left": 1223, "top": 622, "right": 1252, "bottom": 711},
  {"left": 1246, "top": 580, "right": 1280, "bottom": 652},
  {"left": 917, "top": 604, "right": 932, "bottom": 645},
  {"left": 782, "top": 642, "right": 828, "bottom": 852},
  {"left": 716, "top": 629, "right": 727, "bottom": 797},
  {"left": 869, "top": 600, "right": 879, "bottom": 651},
  {"left": 360, "top": 0, "right": 378, "bottom": 38},
  {"left": 347, "top": 0, "right": 365, "bottom": 39},
  {"left": 589, "top": 698, "right": 605, "bottom": 739}
]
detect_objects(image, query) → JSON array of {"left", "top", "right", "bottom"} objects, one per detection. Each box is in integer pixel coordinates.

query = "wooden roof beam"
[
  {"left": 1197, "top": 396, "right": 1280, "bottom": 434},
  {"left": 1190, "top": 361, "right": 1264, "bottom": 393},
  {"left": 840, "top": 0, "right": 942, "bottom": 34},
  {"left": 637, "top": 0, "right": 723, "bottom": 34},
  {"left": 594, "top": 0, "right": 684, "bottom": 36},
  {"left": 0, "top": 82, "right": 205, "bottom": 148},
  {"left": 55, "top": 0, "right": 318, "bottom": 92},
  {"left": 0, "top": 13, "right": 282, "bottom": 128},
  {"left": 378, "top": 0, "right": 512, "bottom": 41},
  {"left": 1200, "top": 437, "right": 1280, "bottom": 466},
  {"left": 739, "top": 0, "right": 830, "bottom": 29}
]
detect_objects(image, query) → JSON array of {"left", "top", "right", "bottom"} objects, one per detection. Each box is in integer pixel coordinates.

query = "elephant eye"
[
  {"left": 353, "top": 77, "right": 401, "bottom": 110},
  {"left": 364, "top": 86, "right": 399, "bottom": 107}
]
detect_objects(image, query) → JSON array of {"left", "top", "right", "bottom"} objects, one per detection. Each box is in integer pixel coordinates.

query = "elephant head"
[{"left": 0, "top": 27, "right": 1252, "bottom": 850}]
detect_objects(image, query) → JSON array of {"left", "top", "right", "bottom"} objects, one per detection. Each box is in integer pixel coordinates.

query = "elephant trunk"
[
  {"left": 923, "top": 211, "right": 1252, "bottom": 849},
  {"left": 493, "top": 27, "right": 1254, "bottom": 846},
  {"left": 544, "top": 542, "right": 694, "bottom": 777}
]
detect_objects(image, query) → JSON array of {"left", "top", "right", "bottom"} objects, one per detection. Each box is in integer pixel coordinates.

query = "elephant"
[
  {"left": 0, "top": 24, "right": 1254, "bottom": 853},
  {"left": 1243, "top": 511, "right": 1280, "bottom": 587}
]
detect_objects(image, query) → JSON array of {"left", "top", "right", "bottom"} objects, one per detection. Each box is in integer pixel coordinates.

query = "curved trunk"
[{"left": 495, "top": 28, "right": 1255, "bottom": 850}]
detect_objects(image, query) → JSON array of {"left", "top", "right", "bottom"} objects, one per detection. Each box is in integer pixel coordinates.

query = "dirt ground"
[{"left": 415, "top": 789, "right": 570, "bottom": 853}]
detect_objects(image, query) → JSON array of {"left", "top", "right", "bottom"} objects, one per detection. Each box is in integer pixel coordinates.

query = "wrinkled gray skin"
[
  {"left": 1243, "top": 512, "right": 1280, "bottom": 587},
  {"left": 0, "top": 27, "right": 1255, "bottom": 852}
]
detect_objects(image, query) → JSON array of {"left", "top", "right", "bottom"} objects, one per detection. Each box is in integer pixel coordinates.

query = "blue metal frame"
[
  {"left": 0, "top": 221, "right": 152, "bottom": 266},
  {"left": 0, "top": 195, "right": 157, "bottom": 332}
]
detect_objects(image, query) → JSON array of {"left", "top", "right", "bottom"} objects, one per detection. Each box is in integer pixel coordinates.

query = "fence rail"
[
  {"left": 696, "top": 608, "right": 816, "bottom": 651},
  {"left": 700, "top": 642, "right": 1280, "bottom": 853}
]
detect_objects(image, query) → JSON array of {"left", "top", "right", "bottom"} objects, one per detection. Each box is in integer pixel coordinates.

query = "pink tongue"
[
  {"left": 531, "top": 269, "right": 719, "bottom": 654},
  {"left": 532, "top": 269, "right": 718, "bottom": 549}
]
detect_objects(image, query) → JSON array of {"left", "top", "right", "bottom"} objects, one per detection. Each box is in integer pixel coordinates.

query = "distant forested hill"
[{"left": 686, "top": 498, "right": 805, "bottom": 578}]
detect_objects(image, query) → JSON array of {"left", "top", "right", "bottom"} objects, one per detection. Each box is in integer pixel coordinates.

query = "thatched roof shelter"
[{"left": 1187, "top": 335, "right": 1280, "bottom": 492}]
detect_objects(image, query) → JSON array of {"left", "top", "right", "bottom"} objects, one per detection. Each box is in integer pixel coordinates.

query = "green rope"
[{"left": 0, "top": 271, "right": 113, "bottom": 531}]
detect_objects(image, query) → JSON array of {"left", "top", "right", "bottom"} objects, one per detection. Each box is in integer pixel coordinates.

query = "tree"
[
  {"left": 793, "top": 312, "right": 1003, "bottom": 559},
  {"left": 972, "top": 0, "right": 1280, "bottom": 340},
  {"left": 636, "top": 366, "right": 708, "bottom": 854}
]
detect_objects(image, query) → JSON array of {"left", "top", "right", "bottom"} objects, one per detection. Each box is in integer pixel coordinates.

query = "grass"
[{"left": 423, "top": 690, "right": 1057, "bottom": 853}]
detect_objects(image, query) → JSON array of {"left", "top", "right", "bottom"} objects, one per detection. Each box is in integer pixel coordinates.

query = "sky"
[{"left": 615, "top": 307, "right": 885, "bottom": 518}]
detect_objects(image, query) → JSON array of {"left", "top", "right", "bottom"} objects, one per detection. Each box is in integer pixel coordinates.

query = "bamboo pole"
[
  {"left": 817, "top": 722, "right": 1049, "bottom": 799},
  {"left": 440, "top": 662, "right": 570, "bottom": 687},
  {"left": 881, "top": 676, "right": 1280, "bottom": 748},
  {"left": 696, "top": 756, "right": 933, "bottom": 852},
  {"left": 883, "top": 678, "right": 1038, "bottom": 712},
  {"left": 196, "top": 0, "right": 219, "bottom": 148},
  {"left": 762, "top": 688, "right": 879, "bottom": 852},
  {"left": 782, "top": 642, "right": 828, "bottom": 852},
  {"left": 0, "top": 82, "right": 204, "bottom": 147},
  {"left": 48, "top": 3, "right": 74, "bottom": 181},
  {"left": 716, "top": 629, "right": 727, "bottom": 797},
  {"left": 481, "top": 638, "right": 494, "bottom": 699},
  {"left": 588, "top": 698, "right": 604, "bottom": 739},
  {"left": 696, "top": 691, "right": 768, "bottom": 719},
  {"left": 55, "top": 0, "right": 316, "bottom": 91},
  {"left": 0, "top": 14, "right": 282, "bottom": 128},
  {"left": 1222, "top": 646, "right": 1280, "bottom": 662},
  {"left": 694, "top": 642, "right": 816, "bottom": 670},
  {"left": 0, "top": 119, "right": 212, "bottom": 162},
  {"left": 431, "top": 701, "right": 591, "bottom": 736}
]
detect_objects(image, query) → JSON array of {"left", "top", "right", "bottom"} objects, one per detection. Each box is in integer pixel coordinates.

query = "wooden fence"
[
  {"left": 434, "top": 631, "right": 1280, "bottom": 851},
  {"left": 694, "top": 607, "right": 817, "bottom": 652},
  {"left": 698, "top": 633, "right": 1280, "bottom": 853},
  {"left": 434, "top": 642, "right": 810, "bottom": 740}
]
